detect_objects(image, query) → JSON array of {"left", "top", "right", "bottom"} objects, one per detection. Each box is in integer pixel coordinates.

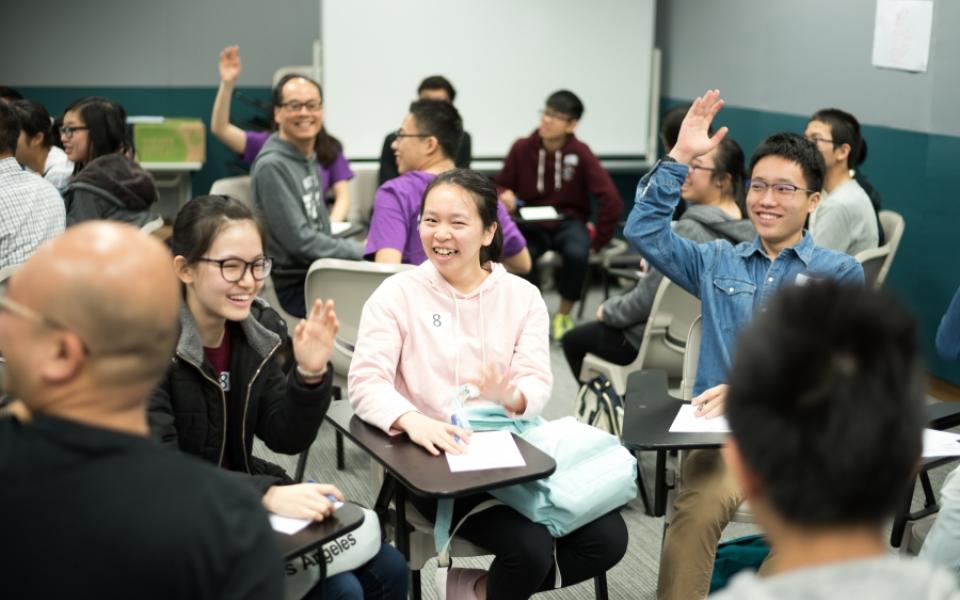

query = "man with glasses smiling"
[
  {"left": 0, "top": 222, "right": 282, "bottom": 598},
  {"left": 624, "top": 90, "right": 864, "bottom": 600},
  {"left": 252, "top": 74, "right": 363, "bottom": 318}
]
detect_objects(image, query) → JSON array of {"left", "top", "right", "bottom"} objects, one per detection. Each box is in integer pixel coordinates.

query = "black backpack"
[{"left": 575, "top": 374, "right": 625, "bottom": 437}]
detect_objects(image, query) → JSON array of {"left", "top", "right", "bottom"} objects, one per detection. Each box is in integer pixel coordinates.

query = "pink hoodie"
[{"left": 348, "top": 260, "right": 552, "bottom": 434}]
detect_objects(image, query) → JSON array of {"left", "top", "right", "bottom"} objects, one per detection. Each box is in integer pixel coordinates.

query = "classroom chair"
[
  {"left": 209, "top": 175, "right": 253, "bottom": 206},
  {"left": 579, "top": 276, "right": 701, "bottom": 397},
  {"left": 855, "top": 209, "right": 904, "bottom": 289}
]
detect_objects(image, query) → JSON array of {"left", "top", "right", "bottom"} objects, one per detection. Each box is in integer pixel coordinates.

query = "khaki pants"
[{"left": 656, "top": 449, "right": 775, "bottom": 600}]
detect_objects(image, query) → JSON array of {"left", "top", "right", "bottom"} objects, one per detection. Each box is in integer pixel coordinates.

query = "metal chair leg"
[
  {"left": 594, "top": 573, "right": 609, "bottom": 600},
  {"left": 294, "top": 449, "right": 309, "bottom": 483},
  {"left": 336, "top": 430, "right": 345, "bottom": 470}
]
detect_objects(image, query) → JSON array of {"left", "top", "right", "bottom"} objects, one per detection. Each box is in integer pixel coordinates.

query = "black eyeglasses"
[
  {"left": 280, "top": 100, "right": 322, "bottom": 112},
  {"left": 746, "top": 179, "right": 817, "bottom": 198},
  {"left": 806, "top": 135, "right": 835, "bottom": 146},
  {"left": 196, "top": 257, "right": 273, "bottom": 283},
  {"left": 59, "top": 125, "right": 89, "bottom": 138},
  {"left": 539, "top": 109, "right": 574, "bottom": 122},
  {"left": 393, "top": 128, "right": 431, "bottom": 140}
]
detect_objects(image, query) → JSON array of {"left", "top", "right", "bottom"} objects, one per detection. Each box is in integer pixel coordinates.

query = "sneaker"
[
  {"left": 551, "top": 313, "right": 574, "bottom": 341},
  {"left": 446, "top": 567, "right": 485, "bottom": 600}
]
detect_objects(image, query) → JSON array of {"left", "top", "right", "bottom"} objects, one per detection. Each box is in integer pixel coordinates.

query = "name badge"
[{"left": 424, "top": 311, "right": 452, "bottom": 330}]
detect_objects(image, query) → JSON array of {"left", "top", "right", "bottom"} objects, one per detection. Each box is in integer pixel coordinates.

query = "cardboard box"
[{"left": 133, "top": 118, "right": 205, "bottom": 163}]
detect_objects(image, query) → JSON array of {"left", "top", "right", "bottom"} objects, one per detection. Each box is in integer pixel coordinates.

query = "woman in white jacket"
[{"left": 349, "top": 169, "right": 627, "bottom": 600}]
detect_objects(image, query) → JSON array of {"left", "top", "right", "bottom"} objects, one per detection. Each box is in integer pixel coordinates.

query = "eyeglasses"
[
  {"left": 0, "top": 282, "right": 91, "bottom": 354},
  {"left": 805, "top": 135, "right": 836, "bottom": 146},
  {"left": 689, "top": 163, "right": 717, "bottom": 174},
  {"left": 196, "top": 256, "right": 273, "bottom": 283},
  {"left": 280, "top": 100, "right": 322, "bottom": 112},
  {"left": 393, "top": 128, "right": 431, "bottom": 140},
  {"left": 539, "top": 109, "right": 574, "bottom": 123},
  {"left": 746, "top": 179, "right": 817, "bottom": 198},
  {"left": 59, "top": 125, "right": 89, "bottom": 138}
]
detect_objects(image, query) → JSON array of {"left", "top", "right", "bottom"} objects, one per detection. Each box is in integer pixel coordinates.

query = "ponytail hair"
[{"left": 421, "top": 169, "right": 503, "bottom": 265}]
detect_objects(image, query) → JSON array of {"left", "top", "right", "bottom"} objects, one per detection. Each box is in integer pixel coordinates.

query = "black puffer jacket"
[{"left": 148, "top": 298, "right": 331, "bottom": 494}]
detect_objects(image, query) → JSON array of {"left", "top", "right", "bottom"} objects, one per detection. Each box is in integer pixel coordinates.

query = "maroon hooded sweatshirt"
[{"left": 495, "top": 130, "right": 623, "bottom": 250}]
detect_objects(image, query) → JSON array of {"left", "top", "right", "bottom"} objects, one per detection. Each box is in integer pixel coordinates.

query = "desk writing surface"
[
  {"left": 325, "top": 401, "right": 556, "bottom": 498},
  {"left": 274, "top": 501, "right": 365, "bottom": 560},
  {"left": 620, "top": 370, "right": 728, "bottom": 451}
]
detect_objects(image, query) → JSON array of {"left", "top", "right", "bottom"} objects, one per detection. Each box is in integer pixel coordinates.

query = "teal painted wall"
[
  {"left": 663, "top": 97, "right": 960, "bottom": 386},
  {"left": 19, "top": 86, "right": 274, "bottom": 198}
]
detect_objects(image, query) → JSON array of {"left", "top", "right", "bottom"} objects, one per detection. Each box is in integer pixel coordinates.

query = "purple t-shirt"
[
  {"left": 244, "top": 130, "right": 353, "bottom": 198},
  {"left": 364, "top": 171, "right": 526, "bottom": 265}
]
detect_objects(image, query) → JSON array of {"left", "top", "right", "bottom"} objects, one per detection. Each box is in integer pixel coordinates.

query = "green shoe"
[{"left": 551, "top": 313, "right": 575, "bottom": 341}]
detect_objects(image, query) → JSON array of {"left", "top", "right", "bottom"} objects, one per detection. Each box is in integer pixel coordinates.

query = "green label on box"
[{"left": 134, "top": 119, "right": 206, "bottom": 163}]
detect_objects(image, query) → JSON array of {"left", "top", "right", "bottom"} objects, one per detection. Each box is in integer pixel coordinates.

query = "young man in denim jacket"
[{"left": 624, "top": 90, "right": 864, "bottom": 600}]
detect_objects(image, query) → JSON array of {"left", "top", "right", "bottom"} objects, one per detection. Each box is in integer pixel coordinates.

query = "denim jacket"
[{"left": 624, "top": 160, "right": 864, "bottom": 395}]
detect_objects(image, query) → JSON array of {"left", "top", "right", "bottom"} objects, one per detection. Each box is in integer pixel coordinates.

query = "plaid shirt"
[{"left": 0, "top": 157, "right": 65, "bottom": 268}]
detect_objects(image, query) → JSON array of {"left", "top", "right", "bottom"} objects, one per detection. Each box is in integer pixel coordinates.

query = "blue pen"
[
  {"left": 307, "top": 480, "right": 342, "bottom": 509},
  {"left": 451, "top": 414, "right": 461, "bottom": 443}
]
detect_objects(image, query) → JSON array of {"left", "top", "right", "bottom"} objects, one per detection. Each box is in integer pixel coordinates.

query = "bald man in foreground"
[{"left": 0, "top": 223, "right": 283, "bottom": 599}]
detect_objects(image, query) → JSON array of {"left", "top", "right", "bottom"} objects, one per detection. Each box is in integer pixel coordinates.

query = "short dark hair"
[
  {"left": 64, "top": 96, "right": 132, "bottom": 172},
  {"left": 545, "top": 90, "right": 584, "bottom": 121},
  {"left": 726, "top": 281, "right": 925, "bottom": 527},
  {"left": 811, "top": 108, "right": 868, "bottom": 169},
  {"left": 660, "top": 105, "right": 690, "bottom": 152},
  {"left": 0, "top": 86, "right": 23, "bottom": 102},
  {"left": 750, "top": 132, "right": 825, "bottom": 192},
  {"left": 421, "top": 169, "right": 503, "bottom": 265},
  {"left": 408, "top": 99, "right": 463, "bottom": 160},
  {"left": 171, "top": 195, "right": 266, "bottom": 266},
  {"left": 11, "top": 100, "right": 56, "bottom": 148},
  {"left": 712, "top": 137, "right": 746, "bottom": 210},
  {"left": 0, "top": 100, "right": 21, "bottom": 154},
  {"left": 418, "top": 75, "right": 456, "bottom": 103}
]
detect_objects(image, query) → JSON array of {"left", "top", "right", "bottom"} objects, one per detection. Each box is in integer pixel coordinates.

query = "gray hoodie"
[
  {"left": 601, "top": 204, "right": 755, "bottom": 349},
  {"left": 711, "top": 555, "right": 960, "bottom": 600},
  {"left": 251, "top": 133, "right": 362, "bottom": 279}
]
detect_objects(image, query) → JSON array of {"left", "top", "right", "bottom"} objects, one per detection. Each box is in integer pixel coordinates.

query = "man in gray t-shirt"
[{"left": 711, "top": 282, "right": 959, "bottom": 600}]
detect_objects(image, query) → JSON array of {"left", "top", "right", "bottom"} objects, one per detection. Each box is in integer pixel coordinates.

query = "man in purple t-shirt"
[{"left": 365, "top": 99, "right": 530, "bottom": 273}]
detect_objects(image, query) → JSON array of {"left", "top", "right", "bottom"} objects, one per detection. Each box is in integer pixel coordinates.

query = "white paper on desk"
[
  {"left": 331, "top": 221, "right": 352, "bottom": 235},
  {"left": 669, "top": 404, "right": 731, "bottom": 434},
  {"left": 871, "top": 0, "right": 933, "bottom": 72},
  {"left": 445, "top": 430, "right": 527, "bottom": 472},
  {"left": 923, "top": 428, "right": 960, "bottom": 458},
  {"left": 519, "top": 206, "right": 560, "bottom": 221},
  {"left": 269, "top": 514, "right": 312, "bottom": 535}
]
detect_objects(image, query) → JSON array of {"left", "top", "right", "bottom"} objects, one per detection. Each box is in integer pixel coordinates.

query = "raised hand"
[
  {"left": 219, "top": 45, "right": 242, "bottom": 85},
  {"left": 481, "top": 364, "right": 526, "bottom": 415},
  {"left": 668, "top": 89, "right": 728, "bottom": 165},
  {"left": 293, "top": 299, "right": 339, "bottom": 378}
]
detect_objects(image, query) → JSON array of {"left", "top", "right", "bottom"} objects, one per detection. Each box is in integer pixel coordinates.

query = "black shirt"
[{"left": 0, "top": 414, "right": 284, "bottom": 599}]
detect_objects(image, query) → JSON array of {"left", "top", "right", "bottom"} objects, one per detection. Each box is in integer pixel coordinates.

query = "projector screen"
[{"left": 320, "top": 0, "right": 657, "bottom": 161}]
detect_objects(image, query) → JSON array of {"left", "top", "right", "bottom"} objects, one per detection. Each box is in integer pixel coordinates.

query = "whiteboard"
[{"left": 320, "top": 0, "right": 656, "bottom": 160}]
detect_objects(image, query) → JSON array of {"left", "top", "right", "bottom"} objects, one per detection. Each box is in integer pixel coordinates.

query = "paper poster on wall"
[{"left": 871, "top": 0, "right": 934, "bottom": 72}]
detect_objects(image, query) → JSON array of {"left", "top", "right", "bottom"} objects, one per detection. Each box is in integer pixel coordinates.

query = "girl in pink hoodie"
[{"left": 349, "top": 169, "right": 627, "bottom": 600}]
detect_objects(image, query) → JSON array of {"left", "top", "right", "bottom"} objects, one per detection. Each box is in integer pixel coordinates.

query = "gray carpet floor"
[{"left": 255, "top": 280, "right": 958, "bottom": 600}]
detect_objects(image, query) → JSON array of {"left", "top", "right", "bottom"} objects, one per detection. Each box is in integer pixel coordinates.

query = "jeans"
[
  {"left": 309, "top": 543, "right": 408, "bottom": 600},
  {"left": 521, "top": 219, "right": 592, "bottom": 303}
]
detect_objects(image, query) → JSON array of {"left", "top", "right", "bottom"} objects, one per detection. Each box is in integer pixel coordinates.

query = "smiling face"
[
  {"left": 274, "top": 77, "right": 324, "bottom": 147},
  {"left": 392, "top": 113, "right": 433, "bottom": 174},
  {"left": 177, "top": 219, "right": 265, "bottom": 327},
  {"left": 419, "top": 183, "right": 496, "bottom": 277},
  {"left": 681, "top": 146, "right": 722, "bottom": 204},
  {"left": 747, "top": 155, "right": 821, "bottom": 257},
  {"left": 61, "top": 109, "right": 90, "bottom": 163}
]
